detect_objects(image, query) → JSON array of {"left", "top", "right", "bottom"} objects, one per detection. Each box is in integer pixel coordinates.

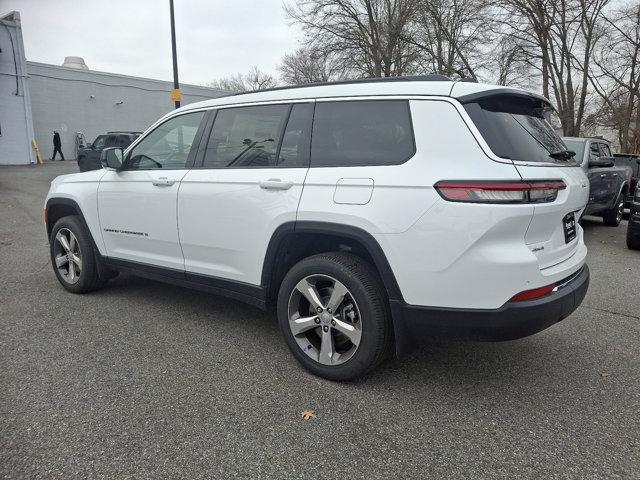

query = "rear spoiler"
[{"left": 455, "top": 88, "right": 554, "bottom": 110}]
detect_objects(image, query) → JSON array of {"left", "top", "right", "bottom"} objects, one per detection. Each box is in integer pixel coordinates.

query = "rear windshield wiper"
[{"left": 548, "top": 149, "right": 576, "bottom": 161}]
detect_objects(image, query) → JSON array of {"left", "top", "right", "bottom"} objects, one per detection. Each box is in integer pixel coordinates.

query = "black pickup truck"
[
  {"left": 562, "top": 137, "right": 632, "bottom": 226},
  {"left": 77, "top": 131, "right": 141, "bottom": 172}
]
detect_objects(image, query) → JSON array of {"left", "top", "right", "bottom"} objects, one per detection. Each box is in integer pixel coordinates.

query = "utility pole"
[{"left": 169, "top": 0, "right": 181, "bottom": 109}]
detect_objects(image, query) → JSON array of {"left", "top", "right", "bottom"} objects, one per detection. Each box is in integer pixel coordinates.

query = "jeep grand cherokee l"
[{"left": 44, "top": 76, "right": 590, "bottom": 380}]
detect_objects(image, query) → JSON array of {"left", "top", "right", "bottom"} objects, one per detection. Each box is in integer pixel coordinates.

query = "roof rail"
[{"left": 234, "top": 74, "right": 453, "bottom": 97}]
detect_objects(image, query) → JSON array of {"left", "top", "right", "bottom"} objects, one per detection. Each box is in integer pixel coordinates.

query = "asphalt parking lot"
[{"left": 1, "top": 162, "right": 639, "bottom": 479}]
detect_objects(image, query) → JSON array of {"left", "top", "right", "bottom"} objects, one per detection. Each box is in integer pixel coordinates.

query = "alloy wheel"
[
  {"left": 287, "top": 274, "right": 362, "bottom": 366},
  {"left": 53, "top": 228, "right": 82, "bottom": 284}
]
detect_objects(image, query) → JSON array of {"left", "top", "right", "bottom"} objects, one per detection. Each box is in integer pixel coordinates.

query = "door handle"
[
  {"left": 259, "top": 178, "right": 293, "bottom": 190},
  {"left": 600, "top": 174, "right": 606, "bottom": 178},
  {"left": 612, "top": 173, "right": 618, "bottom": 176},
  {"left": 152, "top": 177, "right": 176, "bottom": 187}
]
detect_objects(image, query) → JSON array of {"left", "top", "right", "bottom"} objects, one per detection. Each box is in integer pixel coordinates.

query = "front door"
[
  {"left": 178, "top": 102, "right": 313, "bottom": 285},
  {"left": 97, "top": 110, "right": 207, "bottom": 270}
]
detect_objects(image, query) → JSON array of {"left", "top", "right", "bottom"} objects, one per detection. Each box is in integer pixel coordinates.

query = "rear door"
[
  {"left": 598, "top": 143, "right": 619, "bottom": 205},
  {"left": 178, "top": 102, "right": 313, "bottom": 285},
  {"left": 586, "top": 141, "right": 608, "bottom": 209},
  {"left": 461, "top": 94, "right": 589, "bottom": 270}
]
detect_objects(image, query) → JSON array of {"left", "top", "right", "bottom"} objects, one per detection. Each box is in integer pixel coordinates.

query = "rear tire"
[
  {"left": 627, "top": 220, "right": 640, "bottom": 250},
  {"left": 50, "top": 215, "right": 107, "bottom": 293},
  {"left": 603, "top": 196, "right": 624, "bottom": 226},
  {"left": 277, "top": 253, "right": 392, "bottom": 381}
]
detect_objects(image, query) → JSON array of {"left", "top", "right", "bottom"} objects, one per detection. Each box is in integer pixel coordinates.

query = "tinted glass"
[
  {"left": 126, "top": 111, "right": 205, "bottom": 170},
  {"left": 599, "top": 143, "right": 612, "bottom": 157},
  {"left": 277, "top": 103, "right": 313, "bottom": 167},
  {"left": 464, "top": 95, "right": 569, "bottom": 163},
  {"left": 562, "top": 139, "right": 585, "bottom": 164},
  {"left": 203, "top": 104, "right": 289, "bottom": 168},
  {"left": 614, "top": 156, "right": 640, "bottom": 176},
  {"left": 93, "top": 135, "right": 107, "bottom": 149},
  {"left": 114, "top": 135, "right": 131, "bottom": 148},
  {"left": 310, "top": 101, "right": 414, "bottom": 167},
  {"left": 589, "top": 142, "right": 601, "bottom": 159},
  {"left": 105, "top": 135, "right": 118, "bottom": 148}
]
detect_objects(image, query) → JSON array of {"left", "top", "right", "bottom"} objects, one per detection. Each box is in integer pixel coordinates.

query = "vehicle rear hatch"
[{"left": 458, "top": 89, "right": 589, "bottom": 270}]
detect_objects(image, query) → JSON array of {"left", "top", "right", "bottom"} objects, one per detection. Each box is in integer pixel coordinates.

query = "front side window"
[
  {"left": 202, "top": 104, "right": 289, "bottom": 168},
  {"left": 589, "top": 142, "right": 601, "bottom": 159},
  {"left": 310, "top": 100, "right": 415, "bottom": 167},
  {"left": 464, "top": 95, "right": 570, "bottom": 164},
  {"left": 93, "top": 135, "right": 107, "bottom": 149},
  {"left": 125, "top": 111, "right": 205, "bottom": 170}
]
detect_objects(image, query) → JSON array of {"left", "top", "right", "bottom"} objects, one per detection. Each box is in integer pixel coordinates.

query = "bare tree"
[
  {"left": 285, "top": 0, "right": 419, "bottom": 78},
  {"left": 589, "top": 2, "right": 640, "bottom": 152},
  {"left": 279, "top": 46, "right": 349, "bottom": 85},
  {"left": 208, "top": 66, "right": 277, "bottom": 92},
  {"left": 496, "top": 0, "right": 610, "bottom": 136},
  {"left": 407, "top": 0, "right": 491, "bottom": 80}
]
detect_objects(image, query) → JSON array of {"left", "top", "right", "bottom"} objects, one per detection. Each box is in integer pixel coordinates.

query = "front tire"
[
  {"left": 50, "top": 215, "right": 107, "bottom": 293},
  {"left": 603, "top": 196, "right": 624, "bottom": 226},
  {"left": 277, "top": 253, "right": 392, "bottom": 381}
]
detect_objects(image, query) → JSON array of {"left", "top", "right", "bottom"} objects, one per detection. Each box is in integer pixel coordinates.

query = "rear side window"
[
  {"left": 599, "top": 143, "right": 612, "bottom": 157},
  {"left": 463, "top": 95, "right": 569, "bottom": 163},
  {"left": 202, "top": 104, "right": 289, "bottom": 168},
  {"left": 310, "top": 100, "right": 415, "bottom": 167}
]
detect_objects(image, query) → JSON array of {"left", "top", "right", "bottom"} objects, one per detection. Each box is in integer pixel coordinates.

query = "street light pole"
[{"left": 169, "top": 0, "right": 181, "bottom": 109}]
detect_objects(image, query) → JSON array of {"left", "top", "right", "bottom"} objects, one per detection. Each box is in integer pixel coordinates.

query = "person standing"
[{"left": 51, "top": 130, "right": 64, "bottom": 161}]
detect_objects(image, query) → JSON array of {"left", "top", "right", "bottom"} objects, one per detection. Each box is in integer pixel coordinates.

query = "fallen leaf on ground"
[{"left": 299, "top": 409, "right": 316, "bottom": 421}]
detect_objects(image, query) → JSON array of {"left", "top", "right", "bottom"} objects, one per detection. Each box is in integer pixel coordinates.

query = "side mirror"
[
  {"left": 588, "top": 157, "right": 614, "bottom": 168},
  {"left": 101, "top": 147, "right": 123, "bottom": 170}
]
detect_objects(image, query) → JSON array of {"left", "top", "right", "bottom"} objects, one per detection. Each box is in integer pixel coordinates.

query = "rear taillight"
[
  {"left": 435, "top": 180, "right": 566, "bottom": 204},
  {"left": 509, "top": 283, "right": 556, "bottom": 302}
]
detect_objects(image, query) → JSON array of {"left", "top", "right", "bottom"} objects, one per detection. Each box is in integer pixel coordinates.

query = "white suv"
[{"left": 45, "top": 76, "right": 590, "bottom": 380}]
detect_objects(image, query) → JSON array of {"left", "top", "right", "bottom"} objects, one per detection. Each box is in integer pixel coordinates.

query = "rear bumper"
[{"left": 391, "top": 265, "right": 589, "bottom": 352}]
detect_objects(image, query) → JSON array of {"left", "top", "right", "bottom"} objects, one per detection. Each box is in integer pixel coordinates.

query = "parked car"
[
  {"left": 77, "top": 131, "right": 141, "bottom": 172},
  {"left": 562, "top": 137, "right": 632, "bottom": 226},
  {"left": 45, "top": 77, "right": 590, "bottom": 380},
  {"left": 613, "top": 153, "right": 640, "bottom": 208},
  {"left": 627, "top": 184, "right": 640, "bottom": 250}
]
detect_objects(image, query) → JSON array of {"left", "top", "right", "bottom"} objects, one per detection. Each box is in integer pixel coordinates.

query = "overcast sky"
[{"left": 2, "top": 0, "right": 303, "bottom": 85}]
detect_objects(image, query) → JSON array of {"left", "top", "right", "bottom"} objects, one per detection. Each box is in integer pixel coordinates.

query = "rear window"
[
  {"left": 311, "top": 100, "right": 415, "bottom": 167},
  {"left": 463, "top": 95, "right": 569, "bottom": 164}
]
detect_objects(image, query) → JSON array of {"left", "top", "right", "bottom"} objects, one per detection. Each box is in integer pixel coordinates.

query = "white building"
[{"left": 0, "top": 10, "right": 229, "bottom": 165}]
